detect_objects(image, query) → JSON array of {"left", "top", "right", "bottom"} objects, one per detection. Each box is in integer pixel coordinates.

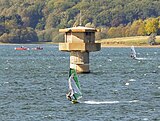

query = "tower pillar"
[{"left": 70, "top": 51, "right": 89, "bottom": 73}]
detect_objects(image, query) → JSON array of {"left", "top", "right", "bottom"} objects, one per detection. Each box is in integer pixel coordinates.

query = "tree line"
[
  {"left": 97, "top": 17, "right": 160, "bottom": 40},
  {"left": 0, "top": 0, "right": 160, "bottom": 43}
]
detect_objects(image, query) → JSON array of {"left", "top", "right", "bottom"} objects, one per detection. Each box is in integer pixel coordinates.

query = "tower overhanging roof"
[{"left": 59, "top": 26, "right": 97, "bottom": 33}]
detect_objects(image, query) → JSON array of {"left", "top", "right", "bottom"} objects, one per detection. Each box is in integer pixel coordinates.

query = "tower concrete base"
[{"left": 70, "top": 64, "right": 90, "bottom": 73}]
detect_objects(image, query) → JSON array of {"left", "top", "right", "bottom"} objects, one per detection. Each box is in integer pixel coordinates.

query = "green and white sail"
[{"left": 68, "top": 68, "right": 82, "bottom": 100}]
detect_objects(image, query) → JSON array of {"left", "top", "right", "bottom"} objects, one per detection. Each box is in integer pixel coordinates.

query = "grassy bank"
[{"left": 98, "top": 36, "right": 160, "bottom": 47}]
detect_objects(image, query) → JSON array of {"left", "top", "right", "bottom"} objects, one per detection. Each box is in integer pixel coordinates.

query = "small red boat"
[{"left": 15, "top": 46, "right": 29, "bottom": 50}]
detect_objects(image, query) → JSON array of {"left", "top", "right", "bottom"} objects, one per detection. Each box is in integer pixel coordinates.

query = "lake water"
[{"left": 0, "top": 44, "right": 160, "bottom": 121}]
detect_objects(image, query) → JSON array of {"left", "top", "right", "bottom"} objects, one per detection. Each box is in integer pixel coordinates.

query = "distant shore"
[
  {"left": 101, "top": 43, "right": 160, "bottom": 48},
  {"left": 0, "top": 42, "right": 59, "bottom": 45},
  {"left": 1, "top": 35, "right": 160, "bottom": 48},
  {"left": 98, "top": 36, "right": 160, "bottom": 48}
]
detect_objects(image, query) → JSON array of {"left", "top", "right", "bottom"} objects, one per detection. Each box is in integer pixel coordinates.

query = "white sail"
[
  {"left": 68, "top": 74, "right": 82, "bottom": 100},
  {"left": 131, "top": 46, "right": 137, "bottom": 58}
]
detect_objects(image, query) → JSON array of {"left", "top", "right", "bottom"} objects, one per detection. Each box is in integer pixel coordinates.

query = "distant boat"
[
  {"left": 15, "top": 46, "right": 29, "bottom": 50},
  {"left": 66, "top": 68, "right": 82, "bottom": 104},
  {"left": 31, "top": 47, "right": 43, "bottom": 50},
  {"left": 130, "top": 46, "right": 146, "bottom": 60}
]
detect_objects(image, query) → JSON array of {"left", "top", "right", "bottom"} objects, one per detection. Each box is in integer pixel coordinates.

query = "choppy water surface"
[{"left": 0, "top": 44, "right": 160, "bottom": 121}]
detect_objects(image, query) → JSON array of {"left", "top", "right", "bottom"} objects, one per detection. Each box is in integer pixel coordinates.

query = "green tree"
[
  {"left": 145, "top": 18, "right": 159, "bottom": 35},
  {"left": 45, "top": 13, "right": 61, "bottom": 29},
  {"left": 130, "top": 19, "right": 145, "bottom": 36}
]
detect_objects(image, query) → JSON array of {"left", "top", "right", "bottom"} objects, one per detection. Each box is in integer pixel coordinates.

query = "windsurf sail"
[
  {"left": 131, "top": 46, "right": 137, "bottom": 59},
  {"left": 67, "top": 68, "right": 82, "bottom": 101}
]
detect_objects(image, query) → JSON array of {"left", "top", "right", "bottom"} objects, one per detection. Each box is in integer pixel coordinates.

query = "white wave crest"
[
  {"left": 83, "top": 100, "right": 139, "bottom": 105},
  {"left": 83, "top": 100, "right": 119, "bottom": 104}
]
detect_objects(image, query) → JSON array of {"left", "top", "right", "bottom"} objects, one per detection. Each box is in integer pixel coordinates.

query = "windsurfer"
[
  {"left": 66, "top": 89, "right": 77, "bottom": 101},
  {"left": 130, "top": 46, "right": 137, "bottom": 59},
  {"left": 131, "top": 54, "right": 135, "bottom": 59},
  {"left": 66, "top": 68, "right": 82, "bottom": 103},
  {"left": 66, "top": 90, "right": 72, "bottom": 101}
]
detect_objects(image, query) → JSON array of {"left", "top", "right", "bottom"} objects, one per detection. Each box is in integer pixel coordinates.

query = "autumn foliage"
[{"left": 0, "top": 0, "right": 160, "bottom": 43}]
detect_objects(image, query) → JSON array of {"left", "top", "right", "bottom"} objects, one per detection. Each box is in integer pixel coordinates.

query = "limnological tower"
[{"left": 59, "top": 26, "right": 101, "bottom": 73}]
